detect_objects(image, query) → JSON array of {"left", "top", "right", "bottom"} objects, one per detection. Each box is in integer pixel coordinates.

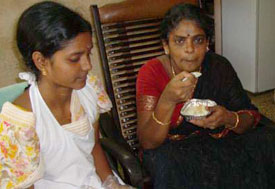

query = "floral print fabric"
[
  {"left": 87, "top": 74, "right": 112, "bottom": 113},
  {"left": 0, "top": 103, "right": 41, "bottom": 189}
]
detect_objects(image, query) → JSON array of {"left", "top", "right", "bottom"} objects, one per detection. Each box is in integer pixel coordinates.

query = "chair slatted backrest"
[{"left": 91, "top": 0, "right": 198, "bottom": 151}]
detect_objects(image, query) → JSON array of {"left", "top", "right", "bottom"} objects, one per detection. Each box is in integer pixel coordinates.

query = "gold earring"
[{"left": 41, "top": 68, "right": 47, "bottom": 76}]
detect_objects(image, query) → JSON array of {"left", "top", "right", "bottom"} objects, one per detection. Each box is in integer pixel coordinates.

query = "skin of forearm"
[
  {"left": 139, "top": 96, "right": 176, "bottom": 149},
  {"left": 92, "top": 121, "right": 112, "bottom": 182},
  {"left": 92, "top": 142, "right": 112, "bottom": 182},
  {"left": 231, "top": 113, "right": 254, "bottom": 134},
  {"left": 224, "top": 111, "right": 254, "bottom": 134}
]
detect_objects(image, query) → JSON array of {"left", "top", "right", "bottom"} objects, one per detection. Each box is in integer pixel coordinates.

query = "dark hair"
[
  {"left": 160, "top": 3, "right": 213, "bottom": 41},
  {"left": 16, "top": 1, "right": 92, "bottom": 78}
]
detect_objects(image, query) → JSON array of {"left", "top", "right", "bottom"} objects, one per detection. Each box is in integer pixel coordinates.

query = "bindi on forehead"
[
  {"left": 173, "top": 33, "right": 199, "bottom": 39},
  {"left": 173, "top": 19, "right": 205, "bottom": 36},
  {"left": 184, "top": 27, "right": 195, "bottom": 36}
]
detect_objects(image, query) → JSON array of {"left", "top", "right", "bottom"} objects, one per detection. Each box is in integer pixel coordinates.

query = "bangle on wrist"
[
  {"left": 226, "top": 112, "right": 239, "bottom": 130},
  {"left": 152, "top": 111, "right": 171, "bottom": 126}
]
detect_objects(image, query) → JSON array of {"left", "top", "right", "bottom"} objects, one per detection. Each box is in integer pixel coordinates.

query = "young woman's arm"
[
  {"left": 92, "top": 121, "right": 135, "bottom": 189},
  {"left": 92, "top": 121, "right": 112, "bottom": 182}
]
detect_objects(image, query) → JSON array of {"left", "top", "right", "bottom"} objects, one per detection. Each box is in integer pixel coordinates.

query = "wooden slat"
[{"left": 99, "top": 0, "right": 198, "bottom": 24}]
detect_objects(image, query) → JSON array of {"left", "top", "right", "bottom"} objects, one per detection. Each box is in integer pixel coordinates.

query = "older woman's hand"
[
  {"left": 189, "top": 105, "right": 234, "bottom": 130},
  {"left": 160, "top": 71, "right": 197, "bottom": 104}
]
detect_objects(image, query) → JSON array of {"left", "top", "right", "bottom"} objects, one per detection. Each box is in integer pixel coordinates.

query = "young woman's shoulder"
[
  {"left": 13, "top": 88, "right": 32, "bottom": 112},
  {"left": 85, "top": 74, "right": 112, "bottom": 113},
  {"left": 0, "top": 88, "right": 40, "bottom": 189}
]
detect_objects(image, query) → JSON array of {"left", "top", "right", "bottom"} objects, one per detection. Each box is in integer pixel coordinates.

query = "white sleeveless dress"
[{"left": 20, "top": 72, "right": 112, "bottom": 189}]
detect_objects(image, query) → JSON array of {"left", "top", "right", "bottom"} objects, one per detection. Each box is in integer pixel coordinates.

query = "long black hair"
[{"left": 16, "top": 1, "right": 92, "bottom": 78}]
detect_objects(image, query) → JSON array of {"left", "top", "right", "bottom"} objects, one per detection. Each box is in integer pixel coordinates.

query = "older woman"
[{"left": 136, "top": 3, "right": 275, "bottom": 189}]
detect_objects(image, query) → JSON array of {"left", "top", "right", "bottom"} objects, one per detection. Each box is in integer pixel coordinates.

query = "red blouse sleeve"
[
  {"left": 136, "top": 58, "right": 169, "bottom": 98},
  {"left": 136, "top": 58, "right": 183, "bottom": 126}
]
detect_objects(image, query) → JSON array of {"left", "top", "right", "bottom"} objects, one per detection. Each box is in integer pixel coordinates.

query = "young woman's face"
[
  {"left": 45, "top": 32, "right": 93, "bottom": 90},
  {"left": 163, "top": 19, "right": 209, "bottom": 73}
]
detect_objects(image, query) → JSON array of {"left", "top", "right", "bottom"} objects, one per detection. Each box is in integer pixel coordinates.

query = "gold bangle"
[
  {"left": 152, "top": 112, "right": 171, "bottom": 126},
  {"left": 227, "top": 112, "right": 240, "bottom": 130}
]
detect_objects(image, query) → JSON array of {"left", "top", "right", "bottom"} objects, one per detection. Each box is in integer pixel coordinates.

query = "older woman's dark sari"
[{"left": 136, "top": 52, "right": 275, "bottom": 189}]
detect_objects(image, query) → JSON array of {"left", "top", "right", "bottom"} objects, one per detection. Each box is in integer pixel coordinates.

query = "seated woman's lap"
[{"left": 143, "top": 126, "right": 275, "bottom": 189}]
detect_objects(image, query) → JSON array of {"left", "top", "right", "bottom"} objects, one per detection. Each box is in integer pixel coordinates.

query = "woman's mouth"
[
  {"left": 78, "top": 74, "right": 87, "bottom": 81},
  {"left": 182, "top": 59, "right": 195, "bottom": 64},
  {"left": 183, "top": 58, "right": 196, "bottom": 62}
]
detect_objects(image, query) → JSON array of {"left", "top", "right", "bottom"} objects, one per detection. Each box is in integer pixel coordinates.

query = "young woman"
[
  {"left": 136, "top": 3, "right": 275, "bottom": 189},
  {"left": 0, "top": 2, "right": 134, "bottom": 189}
]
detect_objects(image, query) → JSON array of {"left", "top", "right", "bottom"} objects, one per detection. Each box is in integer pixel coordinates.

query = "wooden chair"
[
  {"left": 90, "top": 0, "right": 199, "bottom": 187},
  {"left": 91, "top": 0, "right": 198, "bottom": 152}
]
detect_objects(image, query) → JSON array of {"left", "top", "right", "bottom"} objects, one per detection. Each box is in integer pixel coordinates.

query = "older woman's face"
[{"left": 163, "top": 19, "right": 209, "bottom": 73}]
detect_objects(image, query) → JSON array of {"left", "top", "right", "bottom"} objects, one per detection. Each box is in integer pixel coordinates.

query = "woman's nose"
[
  {"left": 184, "top": 39, "right": 194, "bottom": 53},
  {"left": 81, "top": 56, "right": 92, "bottom": 71}
]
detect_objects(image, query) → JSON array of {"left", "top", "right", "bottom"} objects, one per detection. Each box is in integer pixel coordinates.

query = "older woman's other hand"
[
  {"left": 189, "top": 105, "right": 234, "bottom": 130},
  {"left": 160, "top": 71, "right": 197, "bottom": 104}
]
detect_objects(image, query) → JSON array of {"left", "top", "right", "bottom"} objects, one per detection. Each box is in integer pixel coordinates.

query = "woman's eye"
[
  {"left": 175, "top": 39, "right": 185, "bottom": 44},
  {"left": 194, "top": 37, "right": 205, "bottom": 44},
  {"left": 69, "top": 57, "right": 80, "bottom": 63}
]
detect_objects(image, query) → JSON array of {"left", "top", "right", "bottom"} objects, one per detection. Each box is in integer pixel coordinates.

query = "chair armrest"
[{"left": 100, "top": 137, "right": 143, "bottom": 187}]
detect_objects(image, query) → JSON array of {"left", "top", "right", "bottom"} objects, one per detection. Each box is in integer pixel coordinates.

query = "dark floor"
[{"left": 248, "top": 90, "right": 275, "bottom": 122}]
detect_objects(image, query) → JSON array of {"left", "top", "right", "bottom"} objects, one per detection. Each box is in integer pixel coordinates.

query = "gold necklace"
[{"left": 168, "top": 55, "right": 176, "bottom": 78}]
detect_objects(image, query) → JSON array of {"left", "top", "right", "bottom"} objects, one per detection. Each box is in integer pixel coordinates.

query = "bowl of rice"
[{"left": 180, "top": 99, "right": 217, "bottom": 121}]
